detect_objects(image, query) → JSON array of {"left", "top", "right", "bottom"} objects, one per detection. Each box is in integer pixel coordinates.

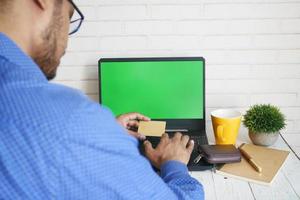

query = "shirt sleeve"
[
  {"left": 57, "top": 99, "right": 204, "bottom": 200},
  {"left": 161, "top": 161, "right": 205, "bottom": 200}
]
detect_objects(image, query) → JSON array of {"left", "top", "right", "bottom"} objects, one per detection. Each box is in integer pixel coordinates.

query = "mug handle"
[{"left": 217, "top": 125, "right": 226, "bottom": 142}]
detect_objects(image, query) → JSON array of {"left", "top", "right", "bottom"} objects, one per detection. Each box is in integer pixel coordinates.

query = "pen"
[{"left": 239, "top": 143, "right": 262, "bottom": 173}]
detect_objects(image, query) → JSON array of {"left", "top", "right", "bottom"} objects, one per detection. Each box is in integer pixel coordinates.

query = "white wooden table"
[{"left": 190, "top": 131, "right": 300, "bottom": 200}]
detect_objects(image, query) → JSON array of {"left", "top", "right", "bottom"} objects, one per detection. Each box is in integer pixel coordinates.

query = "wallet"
[{"left": 198, "top": 145, "right": 241, "bottom": 164}]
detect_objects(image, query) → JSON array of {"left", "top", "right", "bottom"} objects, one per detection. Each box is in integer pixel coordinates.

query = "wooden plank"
[
  {"left": 250, "top": 170, "right": 300, "bottom": 200},
  {"left": 294, "top": 147, "right": 300, "bottom": 158},
  {"left": 191, "top": 170, "right": 217, "bottom": 200},
  {"left": 282, "top": 134, "right": 300, "bottom": 158},
  {"left": 212, "top": 172, "right": 254, "bottom": 200},
  {"left": 282, "top": 134, "right": 300, "bottom": 147},
  {"left": 278, "top": 134, "right": 300, "bottom": 199},
  {"left": 281, "top": 153, "right": 300, "bottom": 199}
]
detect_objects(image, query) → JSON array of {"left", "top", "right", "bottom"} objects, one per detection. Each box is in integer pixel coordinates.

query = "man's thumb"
[{"left": 144, "top": 140, "right": 154, "bottom": 153}]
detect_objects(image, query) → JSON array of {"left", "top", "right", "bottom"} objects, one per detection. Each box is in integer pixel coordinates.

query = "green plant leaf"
[{"left": 243, "top": 104, "right": 286, "bottom": 133}]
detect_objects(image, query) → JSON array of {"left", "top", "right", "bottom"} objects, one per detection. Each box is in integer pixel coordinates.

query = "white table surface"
[{"left": 190, "top": 131, "right": 300, "bottom": 200}]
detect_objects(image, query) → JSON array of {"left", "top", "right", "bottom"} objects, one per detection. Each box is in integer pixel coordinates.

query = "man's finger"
[
  {"left": 157, "top": 133, "right": 169, "bottom": 148},
  {"left": 173, "top": 132, "right": 182, "bottom": 142},
  {"left": 135, "top": 113, "right": 151, "bottom": 121},
  {"left": 181, "top": 135, "right": 190, "bottom": 146},
  {"left": 127, "top": 120, "right": 139, "bottom": 128},
  {"left": 161, "top": 133, "right": 169, "bottom": 141},
  {"left": 187, "top": 140, "right": 195, "bottom": 154},
  {"left": 129, "top": 112, "right": 151, "bottom": 121},
  {"left": 144, "top": 140, "right": 154, "bottom": 156}
]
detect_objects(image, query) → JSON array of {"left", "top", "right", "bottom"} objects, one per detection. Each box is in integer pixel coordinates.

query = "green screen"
[{"left": 100, "top": 60, "right": 204, "bottom": 119}]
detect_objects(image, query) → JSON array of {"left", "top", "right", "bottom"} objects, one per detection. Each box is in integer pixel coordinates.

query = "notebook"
[{"left": 216, "top": 143, "right": 290, "bottom": 185}]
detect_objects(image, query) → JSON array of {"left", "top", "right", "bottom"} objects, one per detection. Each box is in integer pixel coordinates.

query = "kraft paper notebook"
[{"left": 216, "top": 143, "right": 289, "bottom": 185}]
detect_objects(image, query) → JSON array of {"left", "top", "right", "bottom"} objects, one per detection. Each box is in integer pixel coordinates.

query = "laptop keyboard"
[
  {"left": 141, "top": 134, "right": 208, "bottom": 152},
  {"left": 190, "top": 135, "right": 208, "bottom": 152},
  {"left": 140, "top": 133, "right": 212, "bottom": 171}
]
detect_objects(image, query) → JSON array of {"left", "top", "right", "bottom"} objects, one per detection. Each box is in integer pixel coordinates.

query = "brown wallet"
[{"left": 198, "top": 145, "right": 241, "bottom": 164}]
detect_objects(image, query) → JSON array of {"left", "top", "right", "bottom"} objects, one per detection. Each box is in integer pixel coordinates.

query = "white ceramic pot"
[{"left": 248, "top": 131, "right": 279, "bottom": 146}]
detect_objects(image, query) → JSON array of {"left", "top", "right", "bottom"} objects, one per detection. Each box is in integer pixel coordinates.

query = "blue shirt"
[{"left": 0, "top": 33, "right": 204, "bottom": 200}]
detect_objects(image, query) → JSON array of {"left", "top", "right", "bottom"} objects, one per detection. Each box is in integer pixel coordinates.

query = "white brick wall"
[{"left": 55, "top": 0, "right": 300, "bottom": 135}]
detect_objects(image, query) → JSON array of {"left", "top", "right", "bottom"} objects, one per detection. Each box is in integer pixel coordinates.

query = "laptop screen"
[{"left": 99, "top": 58, "right": 204, "bottom": 120}]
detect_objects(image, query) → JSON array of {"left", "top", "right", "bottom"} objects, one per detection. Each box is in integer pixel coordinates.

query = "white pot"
[{"left": 248, "top": 131, "right": 279, "bottom": 146}]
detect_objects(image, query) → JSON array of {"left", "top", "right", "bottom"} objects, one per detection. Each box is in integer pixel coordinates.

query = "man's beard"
[{"left": 33, "top": 9, "right": 62, "bottom": 81}]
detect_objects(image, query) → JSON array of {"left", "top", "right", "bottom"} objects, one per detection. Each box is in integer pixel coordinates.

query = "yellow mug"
[{"left": 211, "top": 109, "right": 241, "bottom": 145}]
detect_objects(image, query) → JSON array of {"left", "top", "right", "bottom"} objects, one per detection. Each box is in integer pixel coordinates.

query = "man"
[{"left": 0, "top": 0, "right": 204, "bottom": 199}]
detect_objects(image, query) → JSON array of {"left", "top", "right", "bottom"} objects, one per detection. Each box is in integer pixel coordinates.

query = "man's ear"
[{"left": 33, "top": 0, "right": 47, "bottom": 11}]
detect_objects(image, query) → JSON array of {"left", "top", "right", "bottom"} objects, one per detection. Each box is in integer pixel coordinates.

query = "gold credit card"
[{"left": 138, "top": 121, "right": 166, "bottom": 137}]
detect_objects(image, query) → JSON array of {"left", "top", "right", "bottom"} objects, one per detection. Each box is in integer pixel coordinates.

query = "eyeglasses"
[{"left": 68, "top": 0, "right": 84, "bottom": 35}]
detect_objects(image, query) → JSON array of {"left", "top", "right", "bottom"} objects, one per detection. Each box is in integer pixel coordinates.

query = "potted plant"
[{"left": 243, "top": 104, "right": 286, "bottom": 146}]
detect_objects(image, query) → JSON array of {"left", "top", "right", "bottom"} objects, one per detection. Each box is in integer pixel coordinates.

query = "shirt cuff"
[{"left": 160, "top": 160, "right": 189, "bottom": 182}]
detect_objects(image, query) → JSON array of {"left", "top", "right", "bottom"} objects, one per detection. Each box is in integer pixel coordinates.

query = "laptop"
[{"left": 98, "top": 57, "right": 213, "bottom": 171}]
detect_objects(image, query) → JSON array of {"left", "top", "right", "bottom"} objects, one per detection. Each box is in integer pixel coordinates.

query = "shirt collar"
[{"left": 0, "top": 32, "right": 47, "bottom": 82}]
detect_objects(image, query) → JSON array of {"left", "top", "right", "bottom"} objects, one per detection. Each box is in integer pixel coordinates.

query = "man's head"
[{"left": 0, "top": 0, "right": 77, "bottom": 80}]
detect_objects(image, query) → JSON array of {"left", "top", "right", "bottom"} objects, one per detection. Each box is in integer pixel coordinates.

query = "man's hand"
[
  {"left": 116, "top": 112, "right": 150, "bottom": 140},
  {"left": 143, "top": 133, "right": 194, "bottom": 169}
]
